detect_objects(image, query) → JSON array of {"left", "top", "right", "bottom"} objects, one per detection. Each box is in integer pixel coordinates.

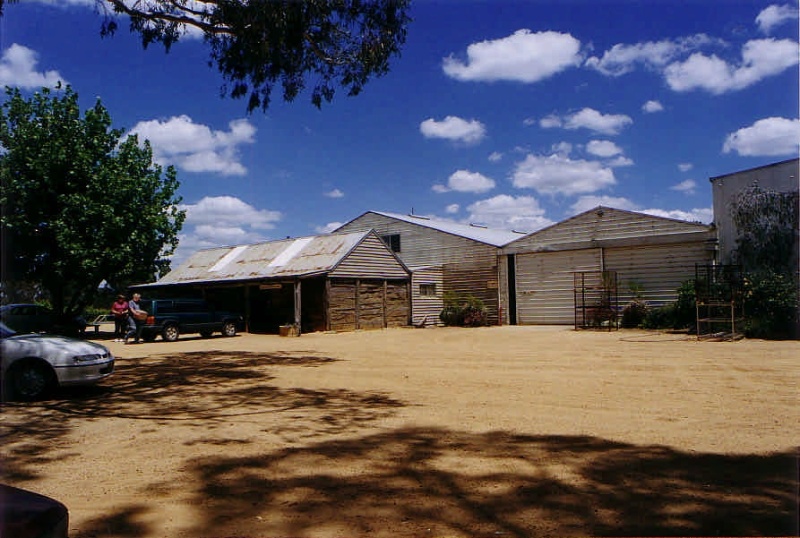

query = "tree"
[
  {"left": 91, "top": 0, "right": 410, "bottom": 112},
  {"left": 0, "top": 84, "right": 185, "bottom": 320},
  {"left": 730, "top": 183, "right": 799, "bottom": 274},
  {"left": 730, "top": 183, "right": 799, "bottom": 338}
]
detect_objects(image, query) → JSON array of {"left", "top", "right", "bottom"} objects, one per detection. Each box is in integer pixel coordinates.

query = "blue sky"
[{"left": 2, "top": 1, "right": 799, "bottom": 266}]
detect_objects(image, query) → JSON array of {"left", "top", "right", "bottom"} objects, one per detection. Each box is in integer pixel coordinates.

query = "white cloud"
[
  {"left": 756, "top": 4, "right": 799, "bottom": 34},
  {"left": 664, "top": 38, "right": 799, "bottom": 94},
  {"left": 539, "top": 114, "right": 563, "bottom": 129},
  {"left": 642, "top": 100, "right": 664, "bottom": 113},
  {"left": 488, "top": 151, "right": 503, "bottom": 162},
  {"left": 434, "top": 169, "right": 496, "bottom": 193},
  {"left": 678, "top": 162, "right": 694, "bottom": 172},
  {"left": 641, "top": 207, "right": 713, "bottom": 224},
  {"left": 586, "top": 140, "right": 623, "bottom": 158},
  {"left": 443, "top": 29, "right": 583, "bottom": 83},
  {"left": 316, "top": 222, "right": 343, "bottom": 234},
  {"left": 512, "top": 153, "right": 617, "bottom": 195},
  {"left": 419, "top": 116, "right": 486, "bottom": 144},
  {"left": 324, "top": 189, "right": 344, "bottom": 199},
  {"left": 670, "top": 179, "right": 697, "bottom": 194},
  {"left": 541, "top": 108, "right": 633, "bottom": 135},
  {"left": 585, "top": 35, "right": 715, "bottom": 76},
  {"left": 181, "top": 196, "right": 281, "bottom": 230},
  {"left": 722, "top": 117, "right": 800, "bottom": 156},
  {"left": 466, "top": 195, "right": 554, "bottom": 232},
  {"left": 171, "top": 195, "right": 282, "bottom": 266},
  {"left": 570, "top": 195, "right": 639, "bottom": 214},
  {"left": 607, "top": 156, "right": 634, "bottom": 168},
  {"left": 445, "top": 204, "right": 460, "bottom": 214},
  {"left": 551, "top": 141, "right": 573, "bottom": 155},
  {"left": 129, "top": 115, "right": 255, "bottom": 176},
  {"left": 0, "top": 44, "right": 65, "bottom": 88}
]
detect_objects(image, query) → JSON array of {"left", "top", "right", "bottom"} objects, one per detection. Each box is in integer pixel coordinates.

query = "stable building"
[
  {"left": 137, "top": 230, "right": 411, "bottom": 334},
  {"left": 500, "top": 206, "right": 718, "bottom": 325},
  {"left": 335, "top": 211, "right": 525, "bottom": 325}
]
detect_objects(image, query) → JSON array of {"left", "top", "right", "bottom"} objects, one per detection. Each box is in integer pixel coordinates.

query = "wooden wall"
[{"left": 328, "top": 278, "right": 409, "bottom": 332}]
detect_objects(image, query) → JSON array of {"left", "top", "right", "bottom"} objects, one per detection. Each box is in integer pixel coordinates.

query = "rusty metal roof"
[{"left": 147, "top": 231, "right": 375, "bottom": 286}]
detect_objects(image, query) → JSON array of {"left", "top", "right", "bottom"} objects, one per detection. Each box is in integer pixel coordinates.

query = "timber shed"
[
  {"left": 135, "top": 230, "right": 411, "bottom": 334},
  {"left": 500, "top": 206, "right": 718, "bottom": 325},
  {"left": 335, "top": 211, "right": 525, "bottom": 325}
]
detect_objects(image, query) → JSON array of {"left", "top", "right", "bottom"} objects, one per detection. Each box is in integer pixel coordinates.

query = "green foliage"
[
  {"left": 730, "top": 184, "right": 798, "bottom": 274},
  {"left": 439, "top": 292, "right": 488, "bottom": 327},
  {"left": 99, "top": 0, "right": 411, "bottom": 112},
  {"left": 741, "top": 271, "right": 798, "bottom": 339},
  {"left": 621, "top": 298, "right": 649, "bottom": 328},
  {"left": 640, "top": 280, "right": 697, "bottom": 331},
  {"left": 0, "top": 85, "right": 185, "bottom": 319},
  {"left": 730, "top": 184, "right": 799, "bottom": 339}
]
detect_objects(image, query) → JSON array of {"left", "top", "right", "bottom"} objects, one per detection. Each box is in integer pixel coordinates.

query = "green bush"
[
  {"left": 742, "top": 271, "right": 798, "bottom": 339},
  {"left": 439, "top": 293, "right": 488, "bottom": 327},
  {"left": 621, "top": 298, "right": 649, "bottom": 328}
]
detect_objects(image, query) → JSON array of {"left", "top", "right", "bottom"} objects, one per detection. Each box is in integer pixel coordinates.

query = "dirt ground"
[{"left": 1, "top": 326, "right": 798, "bottom": 537}]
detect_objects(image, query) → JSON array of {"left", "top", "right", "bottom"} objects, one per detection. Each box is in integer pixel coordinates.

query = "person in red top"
[{"left": 111, "top": 294, "right": 129, "bottom": 342}]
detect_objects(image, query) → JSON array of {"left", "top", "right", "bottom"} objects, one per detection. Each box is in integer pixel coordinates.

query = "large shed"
[
  {"left": 500, "top": 206, "right": 718, "bottom": 325},
  {"left": 335, "top": 211, "right": 524, "bottom": 325},
  {"left": 136, "top": 230, "right": 411, "bottom": 334}
]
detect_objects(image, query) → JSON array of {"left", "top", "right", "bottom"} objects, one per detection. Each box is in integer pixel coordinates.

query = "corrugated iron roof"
[
  {"left": 368, "top": 211, "right": 527, "bottom": 246},
  {"left": 149, "top": 231, "right": 374, "bottom": 286}
]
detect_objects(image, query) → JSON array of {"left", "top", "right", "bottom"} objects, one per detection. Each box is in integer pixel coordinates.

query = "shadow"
[
  {"left": 1, "top": 350, "right": 404, "bottom": 483},
  {"left": 169, "top": 428, "right": 797, "bottom": 537}
]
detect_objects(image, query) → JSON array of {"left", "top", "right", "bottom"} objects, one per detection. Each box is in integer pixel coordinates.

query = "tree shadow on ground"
[
  {"left": 1, "top": 350, "right": 404, "bottom": 482},
  {"left": 83, "top": 428, "right": 798, "bottom": 537}
]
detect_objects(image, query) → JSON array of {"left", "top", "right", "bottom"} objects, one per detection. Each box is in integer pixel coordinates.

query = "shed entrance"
[{"left": 515, "top": 249, "right": 602, "bottom": 324}]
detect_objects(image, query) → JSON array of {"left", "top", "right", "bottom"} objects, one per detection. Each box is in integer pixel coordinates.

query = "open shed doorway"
[{"left": 246, "top": 277, "right": 326, "bottom": 334}]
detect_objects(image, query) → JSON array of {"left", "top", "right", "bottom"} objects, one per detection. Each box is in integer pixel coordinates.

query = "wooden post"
[
  {"left": 355, "top": 279, "right": 360, "bottom": 330},
  {"left": 294, "top": 279, "right": 302, "bottom": 335}
]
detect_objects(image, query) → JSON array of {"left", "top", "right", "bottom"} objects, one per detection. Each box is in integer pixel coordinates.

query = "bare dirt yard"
[{"left": 2, "top": 326, "right": 798, "bottom": 537}]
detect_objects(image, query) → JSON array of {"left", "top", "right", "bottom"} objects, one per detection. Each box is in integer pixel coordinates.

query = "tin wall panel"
[
  {"left": 605, "top": 242, "right": 714, "bottom": 307},
  {"left": 516, "top": 249, "right": 602, "bottom": 325}
]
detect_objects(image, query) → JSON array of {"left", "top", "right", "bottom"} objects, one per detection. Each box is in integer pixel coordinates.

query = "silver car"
[{"left": 0, "top": 322, "right": 115, "bottom": 401}]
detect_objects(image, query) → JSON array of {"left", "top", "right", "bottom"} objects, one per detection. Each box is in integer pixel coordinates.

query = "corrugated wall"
[
  {"left": 516, "top": 249, "right": 602, "bottom": 325},
  {"left": 411, "top": 266, "right": 444, "bottom": 326},
  {"left": 505, "top": 207, "right": 714, "bottom": 254},
  {"left": 337, "top": 214, "right": 502, "bottom": 324},
  {"left": 606, "top": 243, "right": 713, "bottom": 307},
  {"left": 330, "top": 234, "right": 409, "bottom": 280}
]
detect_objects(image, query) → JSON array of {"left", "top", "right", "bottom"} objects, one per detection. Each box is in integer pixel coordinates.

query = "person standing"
[
  {"left": 125, "top": 292, "right": 146, "bottom": 344},
  {"left": 111, "top": 294, "right": 129, "bottom": 342}
]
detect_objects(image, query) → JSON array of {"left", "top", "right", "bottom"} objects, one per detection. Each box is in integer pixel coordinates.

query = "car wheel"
[
  {"left": 162, "top": 324, "right": 180, "bottom": 342},
  {"left": 222, "top": 321, "right": 237, "bottom": 337},
  {"left": 199, "top": 330, "right": 212, "bottom": 338},
  {"left": 9, "top": 360, "right": 55, "bottom": 401}
]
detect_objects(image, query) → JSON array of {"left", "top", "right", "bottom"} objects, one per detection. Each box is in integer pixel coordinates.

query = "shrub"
[
  {"left": 742, "top": 271, "right": 798, "bottom": 339},
  {"left": 621, "top": 298, "right": 649, "bottom": 328},
  {"left": 439, "top": 293, "right": 488, "bottom": 327}
]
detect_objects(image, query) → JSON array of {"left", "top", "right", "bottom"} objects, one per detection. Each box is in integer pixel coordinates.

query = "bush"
[
  {"left": 621, "top": 298, "right": 649, "bottom": 328},
  {"left": 439, "top": 293, "right": 488, "bottom": 327},
  {"left": 742, "top": 271, "right": 798, "bottom": 339}
]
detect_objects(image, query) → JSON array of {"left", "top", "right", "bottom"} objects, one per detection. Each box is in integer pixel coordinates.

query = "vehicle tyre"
[
  {"left": 199, "top": 330, "right": 212, "bottom": 338},
  {"left": 9, "top": 360, "right": 55, "bottom": 401},
  {"left": 162, "top": 324, "right": 180, "bottom": 342},
  {"left": 222, "top": 321, "right": 237, "bottom": 337}
]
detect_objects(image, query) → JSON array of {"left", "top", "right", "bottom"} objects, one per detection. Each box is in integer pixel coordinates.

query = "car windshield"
[{"left": 0, "top": 321, "right": 17, "bottom": 338}]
